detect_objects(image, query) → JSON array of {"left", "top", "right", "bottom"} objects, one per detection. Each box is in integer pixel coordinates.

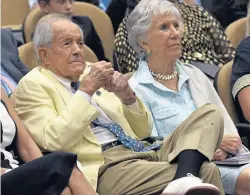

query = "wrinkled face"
[
  {"left": 40, "top": 0, "right": 74, "bottom": 18},
  {"left": 141, "top": 13, "right": 182, "bottom": 61},
  {"left": 39, "top": 20, "right": 85, "bottom": 82}
]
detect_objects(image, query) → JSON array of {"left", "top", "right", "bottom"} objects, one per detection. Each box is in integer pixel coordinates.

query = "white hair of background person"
[
  {"left": 33, "top": 13, "right": 84, "bottom": 64},
  {"left": 126, "top": 0, "right": 184, "bottom": 59}
]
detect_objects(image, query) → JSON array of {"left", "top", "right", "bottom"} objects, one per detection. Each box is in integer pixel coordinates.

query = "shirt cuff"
[
  {"left": 124, "top": 100, "right": 143, "bottom": 114},
  {"left": 5, "top": 169, "right": 12, "bottom": 174},
  {"left": 76, "top": 90, "right": 92, "bottom": 102}
]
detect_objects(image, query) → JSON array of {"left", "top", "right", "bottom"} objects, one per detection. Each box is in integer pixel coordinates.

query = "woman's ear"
[
  {"left": 138, "top": 40, "right": 150, "bottom": 52},
  {"left": 38, "top": 48, "right": 50, "bottom": 67}
]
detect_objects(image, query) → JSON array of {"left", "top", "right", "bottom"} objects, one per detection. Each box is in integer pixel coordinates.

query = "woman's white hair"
[
  {"left": 33, "top": 13, "right": 83, "bottom": 64},
  {"left": 126, "top": 0, "right": 183, "bottom": 58}
]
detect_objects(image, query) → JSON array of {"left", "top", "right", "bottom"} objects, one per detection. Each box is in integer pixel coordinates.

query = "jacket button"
[{"left": 96, "top": 91, "right": 101, "bottom": 96}]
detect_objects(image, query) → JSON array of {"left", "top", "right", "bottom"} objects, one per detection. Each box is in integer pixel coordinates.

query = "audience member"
[
  {"left": 31, "top": 0, "right": 107, "bottom": 61},
  {"left": 30, "top": 0, "right": 101, "bottom": 8},
  {"left": 1, "top": 88, "right": 96, "bottom": 195},
  {"left": 75, "top": 0, "right": 99, "bottom": 6},
  {"left": 127, "top": 1, "right": 250, "bottom": 195},
  {"left": 106, "top": 0, "right": 127, "bottom": 33},
  {"left": 13, "top": 14, "right": 225, "bottom": 195},
  {"left": 1, "top": 29, "right": 29, "bottom": 96},
  {"left": 114, "top": 0, "right": 235, "bottom": 74},
  {"left": 179, "top": 0, "right": 247, "bottom": 29},
  {"left": 231, "top": 13, "right": 250, "bottom": 124}
]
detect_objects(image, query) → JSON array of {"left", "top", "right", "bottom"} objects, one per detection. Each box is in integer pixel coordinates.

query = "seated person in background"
[
  {"left": 75, "top": 0, "right": 100, "bottom": 6},
  {"left": 1, "top": 29, "right": 29, "bottom": 96},
  {"left": 1, "top": 88, "right": 96, "bottom": 195},
  {"left": 114, "top": 0, "right": 235, "bottom": 74},
  {"left": 30, "top": 0, "right": 101, "bottom": 9},
  {"left": 13, "top": 13, "right": 225, "bottom": 195},
  {"left": 231, "top": 4, "right": 250, "bottom": 124},
  {"left": 106, "top": 0, "right": 127, "bottom": 33},
  {"left": 35, "top": 0, "right": 107, "bottom": 61},
  {"left": 180, "top": 0, "right": 248, "bottom": 29},
  {"left": 231, "top": 39, "right": 250, "bottom": 124},
  {"left": 127, "top": 1, "right": 250, "bottom": 195}
]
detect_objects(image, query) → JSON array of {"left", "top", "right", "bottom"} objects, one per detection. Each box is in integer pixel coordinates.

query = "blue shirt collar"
[{"left": 135, "top": 59, "right": 189, "bottom": 92}]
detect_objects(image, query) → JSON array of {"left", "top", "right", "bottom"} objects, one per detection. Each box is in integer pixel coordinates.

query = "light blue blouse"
[{"left": 129, "top": 60, "right": 197, "bottom": 138}]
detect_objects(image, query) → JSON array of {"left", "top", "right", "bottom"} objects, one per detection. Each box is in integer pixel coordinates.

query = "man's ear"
[
  {"left": 38, "top": 47, "right": 50, "bottom": 67},
  {"left": 38, "top": 0, "right": 49, "bottom": 13}
]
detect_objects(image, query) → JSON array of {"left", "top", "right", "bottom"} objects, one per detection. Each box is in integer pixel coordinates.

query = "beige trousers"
[{"left": 97, "top": 104, "right": 225, "bottom": 195}]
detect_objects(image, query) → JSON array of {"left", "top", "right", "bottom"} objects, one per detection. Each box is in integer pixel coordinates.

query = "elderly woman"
[
  {"left": 114, "top": 0, "right": 235, "bottom": 74},
  {"left": 127, "top": 0, "right": 250, "bottom": 195},
  {"left": 0, "top": 88, "right": 96, "bottom": 195}
]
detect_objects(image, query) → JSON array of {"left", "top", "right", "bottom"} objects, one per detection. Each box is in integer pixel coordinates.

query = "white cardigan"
[{"left": 179, "top": 63, "right": 238, "bottom": 135}]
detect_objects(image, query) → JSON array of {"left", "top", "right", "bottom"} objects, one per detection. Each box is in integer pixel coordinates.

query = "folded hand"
[
  {"left": 213, "top": 149, "right": 228, "bottom": 161},
  {"left": 104, "top": 71, "right": 136, "bottom": 104}
]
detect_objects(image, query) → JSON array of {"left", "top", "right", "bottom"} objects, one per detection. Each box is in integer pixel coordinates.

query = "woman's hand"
[
  {"left": 213, "top": 149, "right": 228, "bottom": 161},
  {"left": 220, "top": 134, "right": 242, "bottom": 154}
]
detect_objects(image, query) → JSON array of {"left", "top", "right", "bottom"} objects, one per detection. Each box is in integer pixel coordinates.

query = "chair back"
[
  {"left": 23, "top": 8, "right": 46, "bottom": 43},
  {"left": 1, "top": 0, "right": 30, "bottom": 26},
  {"left": 214, "top": 60, "right": 239, "bottom": 123},
  {"left": 73, "top": 2, "right": 114, "bottom": 63},
  {"left": 225, "top": 17, "right": 247, "bottom": 48},
  {"left": 18, "top": 42, "right": 37, "bottom": 70},
  {"left": 18, "top": 42, "right": 98, "bottom": 70}
]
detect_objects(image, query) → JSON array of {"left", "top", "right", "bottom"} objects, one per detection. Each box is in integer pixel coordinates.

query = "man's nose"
[{"left": 72, "top": 42, "right": 82, "bottom": 55}]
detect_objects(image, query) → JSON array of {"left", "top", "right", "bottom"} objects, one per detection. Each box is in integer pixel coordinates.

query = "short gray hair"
[
  {"left": 33, "top": 13, "right": 83, "bottom": 64},
  {"left": 126, "top": 0, "right": 183, "bottom": 58}
]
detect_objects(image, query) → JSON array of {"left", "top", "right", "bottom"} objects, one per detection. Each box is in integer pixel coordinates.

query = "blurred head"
[
  {"left": 38, "top": 0, "right": 74, "bottom": 18},
  {"left": 34, "top": 14, "right": 85, "bottom": 82},
  {"left": 127, "top": 0, "right": 183, "bottom": 62}
]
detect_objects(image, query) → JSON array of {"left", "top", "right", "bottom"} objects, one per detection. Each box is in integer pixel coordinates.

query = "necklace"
[{"left": 150, "top": 68, "right": 178, "bottom": 81}]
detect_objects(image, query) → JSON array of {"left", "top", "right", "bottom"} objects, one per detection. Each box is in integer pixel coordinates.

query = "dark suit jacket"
[
  {"left": 106, "top": 0, "right": 127, "bottom": 33},
  {"left": 201, "top": 0, "right": 247, "bottom": 28},
  {"left": 72, "top": 16, "right": 107, "bottom": 61},
  {"left": 231, "top": 37, "right": 250, "bottom": 124},
  {"left": 1, "top": 29, "right": 29, "bottom": 83},
  {"left": 75, "top": 0, "right": 99, "bottom": 6}
]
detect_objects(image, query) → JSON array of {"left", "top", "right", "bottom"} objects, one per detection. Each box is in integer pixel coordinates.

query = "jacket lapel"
[{"left": 40, "top": 67, "right": 72, "bottom": 105}]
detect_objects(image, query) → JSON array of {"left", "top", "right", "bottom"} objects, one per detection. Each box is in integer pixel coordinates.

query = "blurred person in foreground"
[
  {"left": 1, "top": 87, "right": 96, "bottom": 195},
  {"left": 13, "top": 13, "right": 225, "bottom": 195},
  {"left": 127, "top": 1, "right": 250, "bottom": 195}
]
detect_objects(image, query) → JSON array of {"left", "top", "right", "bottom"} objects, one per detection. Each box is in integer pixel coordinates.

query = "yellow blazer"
[{"left": 12, "top": 66, "right": 152, "bottom": 189}]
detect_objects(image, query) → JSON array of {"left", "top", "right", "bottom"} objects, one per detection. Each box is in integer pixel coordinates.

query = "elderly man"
[{"left": 13, "top": 14, "right": 225, "bottom": 195}]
